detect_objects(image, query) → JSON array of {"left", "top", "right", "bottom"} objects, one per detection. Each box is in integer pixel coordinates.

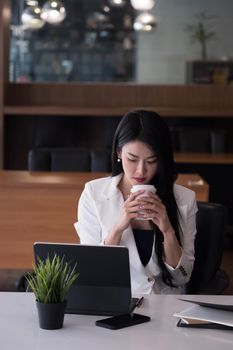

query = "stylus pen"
[
  {"left": 135, "top": 297, "right": 144, "bottom": 308},
  {"left": 131, "top": 297, "right": 144, "bottom": 314}
]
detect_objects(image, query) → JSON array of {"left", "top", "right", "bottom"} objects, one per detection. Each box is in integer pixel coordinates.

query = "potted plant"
[
  {"left": 185, "top": 11, "right": 217, "bottom": 60},
  {"left": 26, "top": 254, "right": 78, "bottom": 330}
]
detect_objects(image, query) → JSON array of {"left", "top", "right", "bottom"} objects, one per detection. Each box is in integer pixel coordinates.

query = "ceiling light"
[
  {"left": 26, "top": 0, "right": 39, "bottom": 6},
  {"left": 103, "top": 6, "right": 110, "bottom": 13},
  {"left": 134, "top": 12, "right": 156, "bottom": 31},
  {"left": 21, "top": 6, "right": 45, "bottom": 29},
  {"left": 41, "top": 0, "right": 66, "bottom": 24},
  {"left": 108, "top": 0, "right": 126, "bottom": 7},
  {"left": 131, "top": 0, "right": 155, "bottom": 11}
]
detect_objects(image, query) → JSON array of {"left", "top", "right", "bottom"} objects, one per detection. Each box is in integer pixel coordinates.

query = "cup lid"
[{"left": 131, "top": 184, "right": 156, "bottom": 192}]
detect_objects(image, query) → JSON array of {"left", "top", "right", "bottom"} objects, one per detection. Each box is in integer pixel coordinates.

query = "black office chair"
[
  {"left": 186, "top": 201, "right": 229, "bottom": 294},
  {"left": 179, "top": 128, "right": 211, "bottom": 152},
  {"left": 28, "top": 148, "right": 92, "bottom": 171},
  {"left": 91, "top": 149, "right": 111, "bottom": 172},
  {"left": 28, "top": 148, "right": 111, "bottom": 172}
]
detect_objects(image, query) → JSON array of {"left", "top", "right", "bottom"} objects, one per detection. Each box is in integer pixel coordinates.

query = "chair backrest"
[
  {"left": 28, "top": 148, "right": 111, "bottom": 172},
  {"left": 186, "top": 201, "right": 228, "bottom": 294},
  {"left": 91, "top": 149, "right": 111, "bottom": 172},
  {"left": 28, "top": 148, "right": 91, "bottom": 172},
  {"left": 51, "top": 148, "right": 91, "bottom": 172},
  {"left": 179, "top": 128, "right": 211, "bottom": 152},
  {"left": 28, "top": 148, "right": 51, "bottom": 171},
  {"left": 170, "top": 127, "right": 227, "bottom": 153}
]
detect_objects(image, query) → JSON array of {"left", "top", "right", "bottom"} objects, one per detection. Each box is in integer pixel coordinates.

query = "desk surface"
[
  {"left": 0, "top": 171, "right": 209, "bottom": 200},
  {"left": 0, "top": 171, "right": 109, "bottom": 188},
  {"left": 174, "top": 152, "right": 233, "bottom": 164},
  {"left": 0, "top": 170, "right": 207, "bottom": 187},
  {"left": 0, "top": 293, "right": 232, "bottom": 350}
]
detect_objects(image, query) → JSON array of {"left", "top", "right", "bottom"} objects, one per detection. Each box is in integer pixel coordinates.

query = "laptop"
[{"left": 34, "top": 242, "right": 137, "bottom": 316}]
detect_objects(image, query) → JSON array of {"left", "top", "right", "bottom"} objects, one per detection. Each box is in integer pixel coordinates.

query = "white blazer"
[{"left": 74, "top": 174, "right": 198, "bottom": 295}]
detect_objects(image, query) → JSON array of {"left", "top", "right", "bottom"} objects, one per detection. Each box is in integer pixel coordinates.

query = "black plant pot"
[{"left": 36, "top": 300, "right": 67, "bottom": 330}]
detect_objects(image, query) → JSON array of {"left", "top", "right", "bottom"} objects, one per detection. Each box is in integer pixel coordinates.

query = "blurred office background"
[
  {"left": 9, "top": 0, "right": 233, "bottom": 85},
  {"left": 0, "top": 0, "right": 233, "bottom": 293}
]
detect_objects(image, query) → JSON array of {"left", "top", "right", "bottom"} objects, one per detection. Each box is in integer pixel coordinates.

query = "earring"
[{"left": 117, "top": 158, "right": 121, "bottom": 163}]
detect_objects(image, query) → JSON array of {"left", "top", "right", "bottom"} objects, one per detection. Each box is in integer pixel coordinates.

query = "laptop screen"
[{"left": 33, "top": 242, "right": 132, "bottom": 316}]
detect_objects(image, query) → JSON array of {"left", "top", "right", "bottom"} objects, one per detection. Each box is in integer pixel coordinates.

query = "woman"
[{"left": 74, "top": 110, "right": 197, "bottom": 294}]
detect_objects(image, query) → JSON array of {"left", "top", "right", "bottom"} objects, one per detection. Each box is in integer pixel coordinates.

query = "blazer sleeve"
[
  {"left": 74, "top": 182, "right": 103, "bottom": 245},
  {"left": 164, "top": 189, "right": 198, "bottom": 286}
]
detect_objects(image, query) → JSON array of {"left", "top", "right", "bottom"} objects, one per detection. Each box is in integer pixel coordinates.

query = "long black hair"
[{"left": 111, "top": 109, "right": 181, "bottom": 287}]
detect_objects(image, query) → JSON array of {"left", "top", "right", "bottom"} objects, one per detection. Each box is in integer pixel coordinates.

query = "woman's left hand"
[
  {"left": 137, "top": 193, "right": 173, "bottom": 236},
  {"left": 138, "top": 192, "right": 182, "bottom": 268}
]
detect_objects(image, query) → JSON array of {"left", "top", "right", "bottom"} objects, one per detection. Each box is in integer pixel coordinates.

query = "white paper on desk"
[
  {"left": 173, "top": 305, "right": 233, "bottom": 328},
  {"left": 178, "top": 297, "right": 233, "bottom": 311}
]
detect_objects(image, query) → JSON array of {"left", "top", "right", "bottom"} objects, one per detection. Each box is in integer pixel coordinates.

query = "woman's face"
[{"left": 118, "top": 140, "right": 158, "bottom": 187}]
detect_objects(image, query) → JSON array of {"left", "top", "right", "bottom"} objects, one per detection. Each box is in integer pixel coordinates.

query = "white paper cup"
[
  {"left": 130, "top": 184, "right": 156, "bottom": 220},
  {"left": 130, "top": 184, "right": 156, "bottom": 197}
]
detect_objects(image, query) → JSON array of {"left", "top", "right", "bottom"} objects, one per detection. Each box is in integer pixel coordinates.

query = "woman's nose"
[{"left": 136, "top": 161, "right": 146, "bottom": 174}]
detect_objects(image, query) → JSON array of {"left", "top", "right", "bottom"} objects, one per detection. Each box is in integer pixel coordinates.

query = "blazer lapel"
[{"left": 94, "top": 174, "right": 123, "bottom": 234}]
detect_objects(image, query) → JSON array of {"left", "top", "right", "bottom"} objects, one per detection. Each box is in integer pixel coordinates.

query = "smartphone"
[{"left": 95, "top": 313, "right": 150, "bottom": 330}]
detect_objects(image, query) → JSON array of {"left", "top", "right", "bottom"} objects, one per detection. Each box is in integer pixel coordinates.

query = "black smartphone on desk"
[{"left": 95, "top": 313, "right": 150, "bottom": 330}]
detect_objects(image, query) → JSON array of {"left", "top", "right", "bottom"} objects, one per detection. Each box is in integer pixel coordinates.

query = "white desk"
[{"left": 0, "top": 293, "right": 233, "bottom": 350}]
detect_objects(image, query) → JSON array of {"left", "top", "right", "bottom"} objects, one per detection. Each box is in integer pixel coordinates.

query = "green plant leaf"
[
  {"left": 184, "top": 11, "right": 217, "bottom": 51},
  {"left": 25, "top": 254, "right": 79, "bottom": 304}
]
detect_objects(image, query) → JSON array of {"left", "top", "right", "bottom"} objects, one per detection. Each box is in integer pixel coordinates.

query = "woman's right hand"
[
  {"left": 115, "top": 190, "right": 145, "bottom": 232},
  {"left": 105, "top": 190, "right": 144, "bottom": 245}
]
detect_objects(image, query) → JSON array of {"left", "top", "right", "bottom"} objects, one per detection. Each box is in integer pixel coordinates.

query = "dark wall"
[{"left": 4, "top": 115, "right": 120, "bottom": 169}]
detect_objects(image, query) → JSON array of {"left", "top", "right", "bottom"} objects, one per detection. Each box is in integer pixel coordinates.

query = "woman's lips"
[{"left": 133, "top": 177, "right": 146, "bottom": 183}]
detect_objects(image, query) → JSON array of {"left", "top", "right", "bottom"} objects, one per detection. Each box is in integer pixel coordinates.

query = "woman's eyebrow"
[
  {"left": 127, "top": 152, "right": 157, "bottom": 160},
  {"left": 127, "top": 152, "right": 138, "bottom": 158}
]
